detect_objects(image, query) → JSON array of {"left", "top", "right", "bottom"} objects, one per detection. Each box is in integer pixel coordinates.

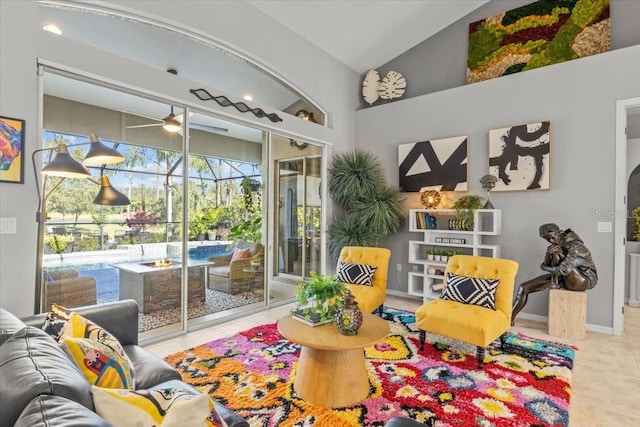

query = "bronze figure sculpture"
[
  {"left": 538, "top": 223, "right": 598, "bottom": 291},
  {"left": 511, "top": 223, "right": 597, "bottom": 325}
]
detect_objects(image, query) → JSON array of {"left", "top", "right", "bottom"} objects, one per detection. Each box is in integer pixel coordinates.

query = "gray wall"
[
  {"left": 371, "top": 0, "right": 640, "bottom": 105},
  {"left": 356, "top": 45, "right": 640, "bottom": 330},
  {"left": 0, "top": 0, "right": 358, "bottom": 317}
]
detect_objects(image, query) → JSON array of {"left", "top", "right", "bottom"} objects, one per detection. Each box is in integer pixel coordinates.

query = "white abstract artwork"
[
  {"left": 489, "top": 121, "right": 550, "bottom": 192},
  {"left": 398, "top": 135, "right": 468, "bottom": 192}
]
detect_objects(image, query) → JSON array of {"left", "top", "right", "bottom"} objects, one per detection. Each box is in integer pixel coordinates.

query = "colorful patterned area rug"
[{"left": 165, "top": 308, "right": 575, "bottom": 427}]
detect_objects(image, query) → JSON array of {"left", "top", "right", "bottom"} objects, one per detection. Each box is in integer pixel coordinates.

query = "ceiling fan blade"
[
  {"left": 174, "top": 111, "right": 195, "bottom": 124},
  {"left": 189, "top": 123, "right": 228, "bottom": 133},
  {"left": 121, "top": 109, "right": 163, "bottom": 123},
  {"left": 126, "top": 123, "right": 163, "bottom": 129}
]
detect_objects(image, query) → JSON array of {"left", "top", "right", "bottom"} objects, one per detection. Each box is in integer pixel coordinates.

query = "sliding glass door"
[
  {"left": 40, "top": 69, "right": 270, "bottom": 341},
  {"left": 270, "top": 135, "right": 324, "bottom": 303}
]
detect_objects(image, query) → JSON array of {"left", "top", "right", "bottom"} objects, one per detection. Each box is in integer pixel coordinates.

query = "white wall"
[
  {"left": 0, "top": 0, "right": 358, "bottom": 316},
  {"left": 356, "top": 45, "right": 640, "bottom": 330}
]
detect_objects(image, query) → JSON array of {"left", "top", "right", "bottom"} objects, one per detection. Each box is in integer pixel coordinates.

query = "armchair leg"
[
  {"left": 419, "top": 330, "right": 426, "bottom": 350},
  {"left": 499, "top": 332, "right": 507, "bottom": 347},
  {"left": 476, "top": 346, "right": 485, "bottom": 369}
]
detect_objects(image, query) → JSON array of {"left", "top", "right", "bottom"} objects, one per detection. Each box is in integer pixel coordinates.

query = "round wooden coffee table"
[{"left": 277, "top": 312, "right": 389, "bottom": 407}]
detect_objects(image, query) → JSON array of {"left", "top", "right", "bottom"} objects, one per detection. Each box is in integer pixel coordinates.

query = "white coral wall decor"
[
  {"left": 362, "top": 70, "right": 407, "bottom": 106},
  {"left": 362, "top": 69, "right": 381, "bottom": 106},
  {"left": 379, "top": 71, "right": 406, "bottom": 100}
]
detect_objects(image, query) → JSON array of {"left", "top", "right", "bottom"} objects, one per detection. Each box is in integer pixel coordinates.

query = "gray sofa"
[
  {"left": 0, "top": 299, "right": 248, "bottom": 427},
  {"left": 384, "top": 417, "right": 426, "bottom": 426}
]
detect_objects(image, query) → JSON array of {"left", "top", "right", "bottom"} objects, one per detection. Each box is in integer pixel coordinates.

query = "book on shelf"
[
  {"left": 290, "top": 310, "right": 334, "bottom": 327},
  {"left": 415, "top": 211, "right": 437, "bottom": 230}
]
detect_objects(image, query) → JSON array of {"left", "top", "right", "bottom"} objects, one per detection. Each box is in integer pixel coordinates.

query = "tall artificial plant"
[{"left": 328, "top": 149, "right": 405, "bottom": 260}]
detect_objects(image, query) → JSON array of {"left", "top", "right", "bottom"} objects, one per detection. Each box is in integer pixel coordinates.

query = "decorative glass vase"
[{"left": 335, "top": 290, "right": 363, "bottom": 336}]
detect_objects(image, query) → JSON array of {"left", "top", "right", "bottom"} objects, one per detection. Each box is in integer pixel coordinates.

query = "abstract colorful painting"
[
  {"left": 399, "top": 136, "right": 468, "bottom": 192},
  {"left": 467, "top": 0, "right": 610, "bottom": 83},
  {"left": 489, "top": 121, "right": 550, "bottom": 192},
  {"left": 0, "top": 116, "right": 25, "bottom": 184}
]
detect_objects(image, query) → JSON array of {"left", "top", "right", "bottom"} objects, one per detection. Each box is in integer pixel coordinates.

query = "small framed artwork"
[
  {"left": 489, "top": 121, "right": 550, "bottom": 192},
  {"left": 0, "top": 116, "right": 26, "bottom": 184},
  {"left": 399, "top": 135, "right": 468, "bottom": 192}
]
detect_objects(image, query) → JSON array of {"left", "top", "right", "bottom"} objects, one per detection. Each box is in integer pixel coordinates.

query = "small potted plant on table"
[{"left": 292, "top": 271, "right": 347, "bottom": 326}]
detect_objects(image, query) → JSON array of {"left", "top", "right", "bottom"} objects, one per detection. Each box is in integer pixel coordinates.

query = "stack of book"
[{"left": 291, "top": 309, "right": 334, "bottom": 327}]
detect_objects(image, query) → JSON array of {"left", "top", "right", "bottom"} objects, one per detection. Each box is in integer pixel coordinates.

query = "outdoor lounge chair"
[
  {"left": 44, "top": 269, "right": 97, "bottom": 309},
  {"left": 208, "top": 241, "right": 264, "bottom": 294}
]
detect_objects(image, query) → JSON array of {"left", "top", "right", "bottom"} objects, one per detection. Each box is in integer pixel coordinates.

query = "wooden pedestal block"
[{"left": 548, "top": 289, "right": 586, "bottom": 340}]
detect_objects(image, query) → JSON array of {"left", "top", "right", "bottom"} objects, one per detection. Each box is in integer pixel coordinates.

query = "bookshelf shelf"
[{"left": 408, "top": 209, "right": 501, "bottom": 302}]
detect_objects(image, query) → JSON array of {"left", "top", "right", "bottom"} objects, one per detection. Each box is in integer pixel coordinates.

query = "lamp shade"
[
  {"left": 420, "top": 190, "right": 441, "bottom": 209},
  {"left": 41, "top": 144, "right": 91, "bottom": 178},
  {"left": 85, "top": 133, "right": 125, "bottom": 165},
  {"left": 93, "top": 176, "right": 131, "bottom": 206},
  {"left": 162, "top": 114, "right": 181, "bottom": 133}
]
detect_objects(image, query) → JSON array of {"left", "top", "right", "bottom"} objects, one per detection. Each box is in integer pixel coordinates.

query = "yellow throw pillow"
[
  {"left": 91, "top": 386, "right": 228, "bottom": 427},
  {"left": 60, "top": 337, "right": 135, "bottom": 389},
  {"left": 59, "top": 312, "right": 136, "bottom": 387}
]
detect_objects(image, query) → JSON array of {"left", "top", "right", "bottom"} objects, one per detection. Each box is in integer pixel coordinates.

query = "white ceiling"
[{"left": 247, "top": 0, "right": 490, "bottom": 73}]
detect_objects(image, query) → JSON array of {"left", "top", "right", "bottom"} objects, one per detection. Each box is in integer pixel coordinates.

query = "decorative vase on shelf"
[{"left": 335, "top": 290, "right": 363, "bottom": 336}]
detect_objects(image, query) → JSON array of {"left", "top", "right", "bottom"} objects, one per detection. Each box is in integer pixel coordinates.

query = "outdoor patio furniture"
[
  {"left": 208, "top": 241, "right": 264, "bottom": 294},
  {"left": 113, "top": 260, "right": 207, "bottom": 313},
  {"left": 43, "top": 269, "right": 97, "bottom": 309}
]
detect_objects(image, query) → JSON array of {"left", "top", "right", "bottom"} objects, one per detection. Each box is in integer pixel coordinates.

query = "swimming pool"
[{"left": 43, "top": 245, "right": 233, "bottom": 303}]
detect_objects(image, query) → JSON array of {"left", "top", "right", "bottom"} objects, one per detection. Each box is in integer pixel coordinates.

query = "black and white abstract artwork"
[
  {"left": 398, "top": 136, "right": 468, "bottom": 192},
  {"left": 489, "top": 121, "right": 550, "bottom": 192}
]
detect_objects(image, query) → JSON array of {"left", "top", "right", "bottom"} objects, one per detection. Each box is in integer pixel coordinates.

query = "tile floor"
[{"left": 145, "top": 295, "right": 640, "bottom": 427}]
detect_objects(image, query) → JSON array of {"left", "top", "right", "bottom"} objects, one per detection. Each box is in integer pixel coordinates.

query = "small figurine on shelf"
[{"left": 480, "top": 174, "right": 498, "bottom": 209}]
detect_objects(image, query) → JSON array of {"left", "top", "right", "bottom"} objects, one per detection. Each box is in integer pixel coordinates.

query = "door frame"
[{"left": 614, "top": 97, "right": 640, "bottom": 335}]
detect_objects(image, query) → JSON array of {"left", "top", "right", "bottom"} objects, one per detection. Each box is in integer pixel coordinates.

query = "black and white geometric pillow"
[
  {"left": 441, "top": 272, "right": 500, "bottom": 310},
  {"left": 337, "top": 262, "right": 378, "bottom": 286},
  {"left": 41, "top": 303, "right": 72, "bottom": 341}
]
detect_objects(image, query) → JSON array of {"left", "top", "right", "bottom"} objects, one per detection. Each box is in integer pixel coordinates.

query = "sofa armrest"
[
  {"left": 124, "top": 345, "right": 181, "bottom": 389},
  {"left": 384, "top": 417, "right": 426, "bottom": 427},
  {"left": 229, "top": 258, "right": 251, "bottom": 273},
  {"left": 22, "top": 299, "right": 140, "bottom": 346},
  {"left": 208, "top": 253, "right": 232, "bottom": 266}
]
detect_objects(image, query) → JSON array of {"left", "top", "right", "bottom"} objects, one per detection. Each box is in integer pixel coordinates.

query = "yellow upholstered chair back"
[
  {"left": 337, "top": 246, "right": 391, "bottom": 313},
  {"left": 444, "top": 255, "right": 518, "bottom": 319}
]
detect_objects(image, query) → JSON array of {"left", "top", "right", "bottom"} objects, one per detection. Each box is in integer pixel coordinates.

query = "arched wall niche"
[{"left": 38, "top": 0, "right": 326, "bottom": 125}]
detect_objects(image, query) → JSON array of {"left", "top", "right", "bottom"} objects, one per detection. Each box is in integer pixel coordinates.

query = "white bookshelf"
[{"left": 408, "top": 209, "right": 501, "bottom": 302}]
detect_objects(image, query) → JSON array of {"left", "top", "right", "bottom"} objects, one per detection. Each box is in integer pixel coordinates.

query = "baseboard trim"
[{"left": 516, "top": 312, "right": 614, "bottom": 335}]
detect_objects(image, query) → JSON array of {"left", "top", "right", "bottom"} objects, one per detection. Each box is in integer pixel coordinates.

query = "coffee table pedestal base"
[{"left": 294, "top": 347, "right": 368, "bottom": 408}]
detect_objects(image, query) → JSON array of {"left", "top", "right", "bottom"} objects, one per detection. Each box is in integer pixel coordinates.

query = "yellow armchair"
[
  {"left": 336, "top": 246, "right": 391, "bottom": 314},
  {"left": 415, "top": 255, "right": 519, "bottom": 368}
]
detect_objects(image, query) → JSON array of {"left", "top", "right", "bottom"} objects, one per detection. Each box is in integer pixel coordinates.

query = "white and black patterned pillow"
[
  {"left": 337, "top": 261, "right": 378, "bottom": 286},
  {"left": 441, "top": 272, "right": 500, "bottom": 310}
]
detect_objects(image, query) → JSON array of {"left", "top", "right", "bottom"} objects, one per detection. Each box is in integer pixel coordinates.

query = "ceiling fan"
[{"left": 125, "top": 106, "right": 228, "bottom": 134}]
